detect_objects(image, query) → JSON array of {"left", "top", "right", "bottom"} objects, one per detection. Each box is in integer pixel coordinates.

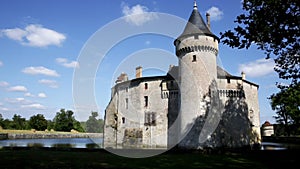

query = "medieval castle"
[{"left": 104, "top": 2, "right": 261, "bottom": 149}]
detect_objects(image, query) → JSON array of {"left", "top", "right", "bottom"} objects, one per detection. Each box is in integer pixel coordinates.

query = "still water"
[{"left": 0, "top": 138, "right": 103, "bottom": 148}]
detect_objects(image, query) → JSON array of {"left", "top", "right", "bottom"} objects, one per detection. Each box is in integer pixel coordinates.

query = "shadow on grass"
[{"left": 3, "top": 147, "right": 298, "bottom": 169}]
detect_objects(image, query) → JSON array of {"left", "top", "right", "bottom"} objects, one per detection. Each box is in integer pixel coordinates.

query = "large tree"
[
  {"left": 53, "top": 109, "right": 83, "bottom": 132},
  {"left": 28, "top": 114, "right": 48, "bottom": 131},
  {"left": 270, "top": 83, "right": 300, "bottom": 135},
  {"left": 11, "top": 114, "right": 27, "bottom": 130},
  {"left": 220, "top": 0, "right": 300, "bottom": 131},
  {"left": 86, "top": 112, "right": 103, "bottom": 133},
  {"left": 220, "top": 0, "right": 299, "bottom": 83},
  {"left": 0, "top": 114, "right": 3, "bottom": 129}
]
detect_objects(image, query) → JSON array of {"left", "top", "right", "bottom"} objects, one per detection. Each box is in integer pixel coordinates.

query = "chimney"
[
  {"left": 241, "top": 71, "right": 246, "bottom": 80},
  {"left": 169, "top": 64, "right": 174, "bottom": 71},
  {"left": 206, "top": 13, "right": 211, "bottom": 30},
  {"left": 115, "top": 72, "right": 128, "bottom": 83},
  {"left": 136, "top": 66, "right": 142, "bottom": 78}
]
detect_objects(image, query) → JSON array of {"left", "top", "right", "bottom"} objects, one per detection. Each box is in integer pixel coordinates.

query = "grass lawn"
[
  {"left": 0, "top": 129, "right": 77, "bottom": 134},
  {"left": 0, "top": 147, "right": 297, "bottom": 169}
]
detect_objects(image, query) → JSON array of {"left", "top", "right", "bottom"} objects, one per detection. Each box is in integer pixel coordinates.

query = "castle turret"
[{"left": 174, "top": 1, "right": 219, "bottom": 148}]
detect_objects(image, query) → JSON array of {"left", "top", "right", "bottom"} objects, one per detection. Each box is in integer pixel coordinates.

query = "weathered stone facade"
[{"left": 103, "top": 2, "right": 261, "bottom": 149}]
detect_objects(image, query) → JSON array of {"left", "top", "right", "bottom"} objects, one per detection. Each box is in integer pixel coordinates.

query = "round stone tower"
[{"left": 174, "top": 1, "right": 219, "bottom": 148}]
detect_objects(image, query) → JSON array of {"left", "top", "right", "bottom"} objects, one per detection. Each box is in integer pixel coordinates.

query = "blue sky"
[{"left": 0, "top": 0, "right": 280, "bottom": 124}]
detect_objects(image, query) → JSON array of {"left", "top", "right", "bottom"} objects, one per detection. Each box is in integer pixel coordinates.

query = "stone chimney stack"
[
  {"left": 206, "top": 13, "right": 211, "bottom": 30},
  {"left": 169, "top": 64, "right": 174, "bottom": 71},
  {"left": 115, "top": 72, "right": 128, "bottom": 83},
  {"left": 241, "top": 71, "right": 246, "bottom": 80},
  {"left": 136, "top": 66, "right": 142, "bottom": 78}
]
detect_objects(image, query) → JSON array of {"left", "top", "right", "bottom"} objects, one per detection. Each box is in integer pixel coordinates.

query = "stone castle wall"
[{"left": 104, "top": 78, "right": 171, "bottom": 148}]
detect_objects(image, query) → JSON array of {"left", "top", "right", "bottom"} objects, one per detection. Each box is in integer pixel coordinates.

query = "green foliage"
[
  {"left": 270, "top": 83, "right": 300, "bottom": 135},
  {"left": 85, "top": 112, "right": 104, "bottom": 133},
  {"left": 47, "top": 120, "right": 55, "bottom": 130},
  {"left": 53, "top": 109, "right": 84, "bottom": 132},
  {"left": 28, "top": 114, "right": 48, "bottom": 131},
  {"left": 0, "top": 113, "right": 3, "bottom": 128},
  {"left": 0, "top": 109, "right": 88, "bottom": 132},
  {"left": 73, "top": 120, "right": 85, "bottom": 132},
  {"left": 220, "top": 0, "right": 300, "bottom": 130},
  {"left": 11, "top": 114, "right": 27, "bottom": 130},
  {"left": 220, "top": 0, "right": 300, "bottom": 83},
  {"left": 1, "top": 119, "right": 11, "bottom": 129}
]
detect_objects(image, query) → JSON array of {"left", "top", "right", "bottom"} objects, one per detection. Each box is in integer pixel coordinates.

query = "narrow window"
[
  {"left": 192, "top": 55, "right": 197, "bottom": 62},
  {"left": 145, "top": 83, "right": 148, "bottom": 90},
  {"left": 227, "top": 78, "right": 231, "bottom": 83},
  {"left": 249, "top": 109, "right": 254, "bottom": 121},
  {"left": 145, "top": 113, "right": 150, "bottom": 125},
  {"left": 151, "top": 112, "right": 156, "bottom": 126},
  {"left": 125, "top": 87, "right": 128, "bottom": 92},
  {"left": 144, "top": 96, "right": 148, "bottom": 107},
  {"left": 125, "top": 98, "right": 128, "bottom": 109},
  {"left": 122, "top": 117, "right": 125, "bottom": 124}
]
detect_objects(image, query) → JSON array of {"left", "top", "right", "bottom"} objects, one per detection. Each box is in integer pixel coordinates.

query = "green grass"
[
  {"left": 0, "top": 129, "right": 75, "bottom": 134},
  {"left": 0, "top": 148, "right": 271, "bottom": 169}
]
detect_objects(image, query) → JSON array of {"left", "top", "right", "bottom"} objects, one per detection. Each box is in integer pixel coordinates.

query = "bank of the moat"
[{"left": 0, "top": 133, "right": 102, "bottom": 140}]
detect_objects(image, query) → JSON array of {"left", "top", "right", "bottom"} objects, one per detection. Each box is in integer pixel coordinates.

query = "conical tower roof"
[{"left": 175, "top": 1, "right": 219, "bottom": 43}]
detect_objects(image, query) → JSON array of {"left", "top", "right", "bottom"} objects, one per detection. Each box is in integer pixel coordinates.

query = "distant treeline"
[{"left": 0, "top": 109, "right": 104, "bottom": 133}]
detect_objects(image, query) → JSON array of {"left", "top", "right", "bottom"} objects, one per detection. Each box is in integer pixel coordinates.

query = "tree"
[
  {"left": 53, "top": 109, "right": 75, "bottom": 132},
  {"left": 53, "top": 109, "right": 84, "bottom": 132},
  {"left": 28, "top": 114, "right": 48, "bottom": 131},
  {"left": 98, "top": 118, "right": 104, "bottom": 133},
  {"left": 270, "top": 83, "right": 300, "bottom": 135},
  {"left": 220, "top": 0, "right": 299, "bottom": 84},
  {"left": 0, "top": 114, "right": 3, "bottom": 128},
  {"left": 220, "top": 0, "right": 300, "bottom": 127},
  {"left": 11, "top": 114, "right": 27, "bottom": 130},
  {"left": 86, "top": 112, "right": 102, "bottom": 133}
]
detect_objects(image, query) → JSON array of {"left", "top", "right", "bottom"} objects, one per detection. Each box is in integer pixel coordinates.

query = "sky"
[{"left": 0, "top": 0, "right": 281, "bottom": 124}]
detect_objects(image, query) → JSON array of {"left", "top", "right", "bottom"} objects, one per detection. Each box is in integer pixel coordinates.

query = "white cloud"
[
  {"left": 122, "top": 3, "right": 158, "bottom": 26},
  {"left": 0, "top": 107, "right": 9, "bottom": 111},
  {"left": 206, "top": 6, "right": 224, "bottom": 21},
  {"left": 0, "top": 28, "right": 27, "bottom": 41},
  {"left": 238, "top": 58, "right": 275, "bottom": 77},
  {"left": 0, "top": 81, "right": 9, "bottom": 87},
  {"left": 21, "top": 103, "right": 45, "bottom": 110},
  {"left": 0, "top": 24, "right": 66, "bottom": 47},
  {"left": 24, "top": 92, "right": 35, "bottom": 97},
  {"left": 38, "top": 79, "right": 58, "bottom": 88},
  {"left": 7, "top": 85, "right": 28, "bottom": 92},
  {"left": 37, "top": 92, "right": 47, "bottom": 98},
  {"left": 5, "top": 97, "right": 31, "bottom": 104},
  {"left": 0, "top": 60, "right": 3, "bottom": 67},
  {"left": 22, "top": 66, "right": 60, "bottom": 77},
  {"left": 56, "top": 57, "right": 79, "bottom": 68}
]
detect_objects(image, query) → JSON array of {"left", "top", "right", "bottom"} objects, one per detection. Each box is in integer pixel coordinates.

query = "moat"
[{"left": 0, "top": 137, "right": 103, "bottom": 148}]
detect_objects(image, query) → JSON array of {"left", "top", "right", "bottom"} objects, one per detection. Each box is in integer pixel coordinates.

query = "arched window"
[{"left": 145, "top": 83, "right": 148, "bottom": 90}]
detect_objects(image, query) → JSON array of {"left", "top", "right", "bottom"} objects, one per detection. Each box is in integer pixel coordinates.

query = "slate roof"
[{"left": 175, "top": 2, "right": 219, "bottom": 43}]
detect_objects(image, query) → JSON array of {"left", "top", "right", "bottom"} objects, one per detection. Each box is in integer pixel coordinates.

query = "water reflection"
[{"left": 0, "top": 138, "right": 103, "bottom": 149}]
